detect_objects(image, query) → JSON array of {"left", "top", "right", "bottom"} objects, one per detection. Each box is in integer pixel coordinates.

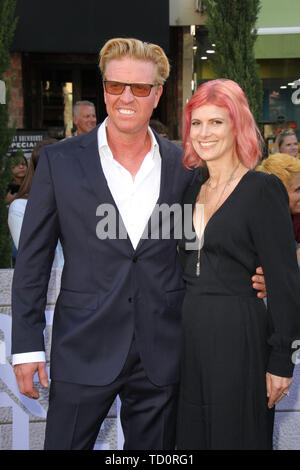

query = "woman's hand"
[{"left": 266, "top": 372, "right": 292, "bottom": 408}]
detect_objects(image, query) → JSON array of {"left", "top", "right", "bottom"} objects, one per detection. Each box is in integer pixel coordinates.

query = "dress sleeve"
[{"left": 250, "top": 173, "right": 300, "bottom": 377}]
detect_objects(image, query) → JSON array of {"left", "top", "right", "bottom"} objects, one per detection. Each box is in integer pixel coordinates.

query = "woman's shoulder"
[
  {"left": 247, "top": 169, "right": 289, "bottom": 204},
  {"left": 247, "top": 169, "right": 286, "bottom": 190},
  {"left": 247, "top": 169, "right": 280, "bottom": 183}
]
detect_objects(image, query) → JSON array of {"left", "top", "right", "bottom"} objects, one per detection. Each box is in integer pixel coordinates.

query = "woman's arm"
[{"left": 250, "top": 174, "right": 300, "bottom": 379}]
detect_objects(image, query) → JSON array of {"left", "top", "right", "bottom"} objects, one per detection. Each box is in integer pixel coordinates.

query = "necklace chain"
[
  {"left": 204, "top": 161, "right": 240, "bottom": 216},
  {"left": 195, "top": 161, "right": 240, "bottom": 276},
  {"left": 207, "top": 175, "right": 237, "bottom": 190}
]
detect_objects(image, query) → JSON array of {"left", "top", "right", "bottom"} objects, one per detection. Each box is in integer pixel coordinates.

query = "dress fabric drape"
[{"left": 177, "top": 170, "right": 300, "bottom": 450}]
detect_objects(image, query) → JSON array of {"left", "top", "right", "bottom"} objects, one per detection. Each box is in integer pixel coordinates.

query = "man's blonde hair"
[
  {"left": 99, "top": 38, "right": 170, "bottom": 86},
  {"left": 256, "top": 153, "right": 300, "bottom": 189}
]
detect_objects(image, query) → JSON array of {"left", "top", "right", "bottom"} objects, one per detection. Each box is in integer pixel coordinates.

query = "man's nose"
[{"left": 120, "top": 85, "right": 135, "bottom": 101}]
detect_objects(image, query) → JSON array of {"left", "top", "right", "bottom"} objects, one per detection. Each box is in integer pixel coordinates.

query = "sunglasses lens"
[
  {"left": 131, "top": 84, "right": 152, "bottom": 97},
  {"left": 104, "top": 81, "right": 153, "bottom": 97},
  {"left": 105, "top": 81, "right": 125, "bottom": 95}
]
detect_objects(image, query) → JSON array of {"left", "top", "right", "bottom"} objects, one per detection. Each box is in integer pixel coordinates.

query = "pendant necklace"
[{"left": 195, "top": 161, "right": 240, "bottom": 276}]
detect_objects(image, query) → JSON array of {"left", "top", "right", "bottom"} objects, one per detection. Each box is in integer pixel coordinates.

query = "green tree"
[
  {"left": 202, "top": 0, "right": 263, "bottom": 123},
  {"left": 0, "top": 0, "right": 18, "bottom": 267}
]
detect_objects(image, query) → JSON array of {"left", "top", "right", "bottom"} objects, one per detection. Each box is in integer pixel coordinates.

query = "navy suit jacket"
[{"left": 11, "top": 125, "right": 194, "bottom": 386}]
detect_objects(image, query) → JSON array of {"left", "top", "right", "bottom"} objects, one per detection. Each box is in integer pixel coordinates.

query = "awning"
[
  {"left": 11, "top": 0, "right": 169, "bottom": 54},
  {"left": 255, "top": 28, "right": 300, "bottom": 59}
]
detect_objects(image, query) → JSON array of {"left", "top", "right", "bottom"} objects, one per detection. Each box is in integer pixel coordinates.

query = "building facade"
[
  {"left": 6, "top": 1, "right": 300, "bottom": 142},
  {"left": 170, "top": 0, "right": 300, "bottom": 145},
  {"left": 6, "top": 0, "right": 170, "bottom": 137}
]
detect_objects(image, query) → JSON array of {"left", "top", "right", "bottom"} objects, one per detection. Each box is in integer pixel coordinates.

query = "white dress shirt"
[
  {"left": 12, "top": 121, "right": 162, "bottom": 365},
  {"left": 98, "top": 119, "right": 161, "bottom": 249}
]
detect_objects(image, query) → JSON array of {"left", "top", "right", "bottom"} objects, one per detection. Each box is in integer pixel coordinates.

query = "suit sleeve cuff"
[
  {"left": 267, "top": 350, "right": 295, "bottom": 378},
  {"left": 12, "top": 351, "right": 46, "bottom": 366}
]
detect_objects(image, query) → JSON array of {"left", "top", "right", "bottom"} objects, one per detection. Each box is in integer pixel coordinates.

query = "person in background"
[
  {"left": 72, "top": 100, "right": 97, "bottom": 135},
  {"left": 8, "top": 139, "right": 63, "bottom": 269},
  {"left": 5, "top": 152, "right": 28, "bottom": 265},
  {"left": 5, "top": 153, "right": 28, "bottom": 205},
  {"left": 256, "top": 152, "right": 300, "bottom": 264},
  {"left": 273, "top": 129, "right": 299, "bottom": 158}
]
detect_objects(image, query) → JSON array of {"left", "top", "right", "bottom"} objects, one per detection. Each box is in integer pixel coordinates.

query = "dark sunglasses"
[{"left": 103, "top": 80, "right": 157, "bottom": 97}]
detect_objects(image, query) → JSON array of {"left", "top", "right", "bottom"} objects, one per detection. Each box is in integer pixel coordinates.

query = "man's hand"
[
  {"left": 252, "top": 266, "right": 266, "bottom": 298},
  {"left": 14, "top": 362, "right": 49, "bottom": 399}
]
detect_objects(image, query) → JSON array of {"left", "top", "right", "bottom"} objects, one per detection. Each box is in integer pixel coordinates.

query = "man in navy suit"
[
  {"left": 11, "top": 38, "right": 266, "bottom": 450},
  {"left": 12, "top": 38, "right": 194, "bottom": 450}
]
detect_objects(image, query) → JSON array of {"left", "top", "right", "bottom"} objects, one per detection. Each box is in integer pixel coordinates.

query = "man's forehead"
[
  {"left": 105, "top": 57, "right": 156, "bottom": 80},
  {"left": 78, "top": 105, "right": 95, "bottom": 116}
]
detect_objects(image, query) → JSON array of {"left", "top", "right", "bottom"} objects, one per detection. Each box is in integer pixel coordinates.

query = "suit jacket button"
[
  {"left": 128, "top": 297, "right": 133, "bottom": 303},
  {"left": 132, "top": 257, "right": 138, "bottom": 263}
]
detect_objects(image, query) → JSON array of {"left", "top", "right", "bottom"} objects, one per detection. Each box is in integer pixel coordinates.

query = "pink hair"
[{"left": 183, "top": 79, "right": 263, "bottom": 169}]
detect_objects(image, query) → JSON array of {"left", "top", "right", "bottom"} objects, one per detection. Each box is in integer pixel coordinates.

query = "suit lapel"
[
  {"left": 75, "top": 128, "right": 178, "bottom": 253},
  {"left": 135, "top": 135, "right": 177, "bottom": 252},
  {"left": 75, "top": 126, "right": 133, "bottom": 252},
  {"left": 156, "top": 134, "right": 176, "bottom": 206},
  {"left": 76, "top": 126, "right": 113, "bottom": 205}
]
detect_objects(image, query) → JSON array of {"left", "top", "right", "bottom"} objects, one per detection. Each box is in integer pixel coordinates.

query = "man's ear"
[{"left": 154, "top": 85, "right": 163, "bottom": 109}]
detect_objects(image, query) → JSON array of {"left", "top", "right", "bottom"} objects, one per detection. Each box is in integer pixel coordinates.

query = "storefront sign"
[
  {"left": 8, "top": 130, "right": 49, "bottom": 160},
  {"left": 287, "top": 121, "right": 298, "bottom": 130}
]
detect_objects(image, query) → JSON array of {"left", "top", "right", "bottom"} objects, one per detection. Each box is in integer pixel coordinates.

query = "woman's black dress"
[{"left": 177, "top": 170, "right": 300, "bottom": 450}]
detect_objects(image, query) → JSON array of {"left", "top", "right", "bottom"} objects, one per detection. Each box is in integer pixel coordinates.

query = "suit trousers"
[{"left": 44, "top": 338, "right": 178, "bottom": 450}]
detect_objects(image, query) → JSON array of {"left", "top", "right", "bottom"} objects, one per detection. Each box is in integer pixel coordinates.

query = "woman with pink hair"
[{"left": 177, "top": 79, "right": 300, "bottom": 449}]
